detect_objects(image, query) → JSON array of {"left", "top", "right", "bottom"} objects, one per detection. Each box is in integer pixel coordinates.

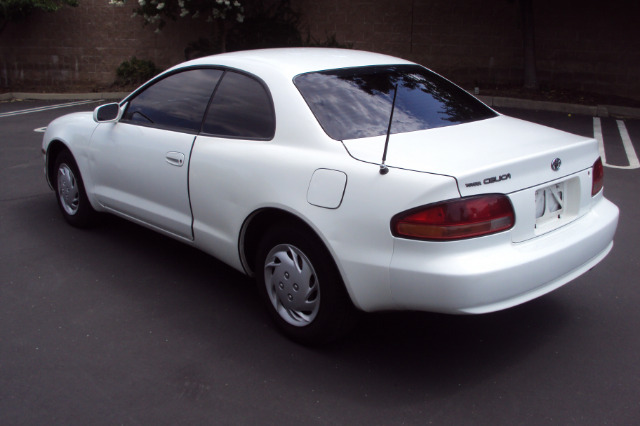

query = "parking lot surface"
[{"left": 1, "top": 100, "right": 639, "bottom": 424}]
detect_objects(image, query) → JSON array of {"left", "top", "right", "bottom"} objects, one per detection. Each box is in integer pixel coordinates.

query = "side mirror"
[{"left": 93, "top": 103, "right": 123, "bottom": 123}]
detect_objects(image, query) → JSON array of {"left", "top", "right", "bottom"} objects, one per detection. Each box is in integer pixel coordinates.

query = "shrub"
[{"left": 115, "top": 57, "right": 161, "bottom": 86}]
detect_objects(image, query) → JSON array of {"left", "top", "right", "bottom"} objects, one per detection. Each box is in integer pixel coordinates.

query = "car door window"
[
  {"left": 122, "top": 68, "right": 223, "bottom": 133},
  {"left": 202, "top": 71, "right": 275, "bottom": 139}
]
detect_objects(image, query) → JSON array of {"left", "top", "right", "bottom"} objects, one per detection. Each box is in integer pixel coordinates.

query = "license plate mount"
[{"left": 535, "top": 182, "right": 565, "bottom": 226}]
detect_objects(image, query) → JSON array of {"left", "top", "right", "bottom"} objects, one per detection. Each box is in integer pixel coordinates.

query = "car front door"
[{"left": 89, "top": 68, "right": 223, "bottom": 240}]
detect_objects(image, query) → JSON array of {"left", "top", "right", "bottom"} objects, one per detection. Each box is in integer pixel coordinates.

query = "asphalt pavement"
[{"left": 1, "top": 99, "right": 639, "bottom": 424}]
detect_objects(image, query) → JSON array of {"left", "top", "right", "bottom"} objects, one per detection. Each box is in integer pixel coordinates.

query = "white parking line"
[
  {"left": 593, "top": 117, "right": 639, "bottom": 170},
  {"left": 0, "top": 100, "right": 100, "bottom": 118},
  {"left": 593, "top": 117, "right": 607, "bottom": 164},
  {"left": 616, "top": 120, "right": 640, "bottom": 169}
]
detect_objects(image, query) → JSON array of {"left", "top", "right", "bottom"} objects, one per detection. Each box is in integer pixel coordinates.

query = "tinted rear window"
[{"left": 294, "top": 65, "right": 497, "bottom": 140}]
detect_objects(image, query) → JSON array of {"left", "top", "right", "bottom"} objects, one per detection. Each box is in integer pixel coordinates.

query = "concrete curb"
[
  {"left": 2, "top": 91, "right": 640, "bottom": 119},
  {"left": 477, "top": 95, "right": 640, "bottom": 119}
]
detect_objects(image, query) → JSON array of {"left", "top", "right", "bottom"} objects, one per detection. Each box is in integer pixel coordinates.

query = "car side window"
[
  {"left": 122, "top": 68, "right": 223, "bottom": 133},
  {"left": 202, "top": 71, "right": 275, "bottom": 139}
]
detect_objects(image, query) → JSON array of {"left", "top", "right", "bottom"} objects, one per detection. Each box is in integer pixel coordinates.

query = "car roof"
[{"left": 172, "top": 48, "right": 416, "bottom": 79}]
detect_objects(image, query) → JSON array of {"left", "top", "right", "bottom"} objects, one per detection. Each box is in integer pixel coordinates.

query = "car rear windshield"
[{"left": 294, "top": 64, "right": 497, "bottom": 140}]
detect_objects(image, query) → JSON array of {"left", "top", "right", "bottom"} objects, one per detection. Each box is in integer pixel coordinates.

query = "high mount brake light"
[
  {"left": 592, "top": 157, "right": 604, "bottom": 196},
  {"left": 391, "top": 194, "right": 515, "bottom": 241}
]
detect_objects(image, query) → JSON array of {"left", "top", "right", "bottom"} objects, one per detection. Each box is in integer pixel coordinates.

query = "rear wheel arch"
[
  {"left": 240, "top": 208, "right": 323, "bottom": 276},
  {"left": 244, "top": 209, "right": 359, "bottom": 344}
]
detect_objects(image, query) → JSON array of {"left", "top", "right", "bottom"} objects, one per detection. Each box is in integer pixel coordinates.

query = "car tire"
[
  {"left": 256, "top": 223, "right": 358, "bottom": 345},
  {"left": 54, "top": 150, "right": 96, "bottom": 228}
]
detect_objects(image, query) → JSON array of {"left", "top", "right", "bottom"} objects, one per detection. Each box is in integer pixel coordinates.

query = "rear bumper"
[{"left": 386, "top": 196, "right": 619, "bottom": 314}]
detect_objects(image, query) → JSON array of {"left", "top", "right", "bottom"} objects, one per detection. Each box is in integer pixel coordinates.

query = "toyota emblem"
[{"left": 551, "top": 158, "right": 562, "bottom": 171}]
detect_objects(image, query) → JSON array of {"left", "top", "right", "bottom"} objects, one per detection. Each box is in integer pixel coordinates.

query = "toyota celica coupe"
[{"left": 42, "top": 48, "right": 619, "bottom": 344}]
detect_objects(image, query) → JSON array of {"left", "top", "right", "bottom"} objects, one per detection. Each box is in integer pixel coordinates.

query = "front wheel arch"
[
  {"left": 52, "top": 149, "right": 97, "bottom": 228},
  {"left": 46, "top": 140, "right": 70, "bottom": 188}
]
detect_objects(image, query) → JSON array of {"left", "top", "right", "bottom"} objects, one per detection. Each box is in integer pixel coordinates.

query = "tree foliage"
[
  {"left": 109, "top": 0, "right": 243, "bottom": 52},
  {"left": 110, "top": 0, "right": 243, "bottom": 31},
  {"left": 0, "top": 0, "right": 78, "bottom": 34},
  {"left": 185, "top": 0, "right": 352, "bottom": 59}
]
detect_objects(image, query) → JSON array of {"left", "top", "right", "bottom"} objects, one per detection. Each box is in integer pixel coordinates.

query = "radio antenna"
[{"left": 380, "top": 83, "right": 398, "bottom": 175}]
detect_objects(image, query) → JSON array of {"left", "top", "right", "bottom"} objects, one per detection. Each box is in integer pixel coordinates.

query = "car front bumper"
[{"left": 386, "top": 196, "right": 619, "bottom": 314}]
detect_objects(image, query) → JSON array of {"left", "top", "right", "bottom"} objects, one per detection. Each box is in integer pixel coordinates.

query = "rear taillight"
[
  {"left": 591, "top": 157, "right": 604, "bottom": 196},
  {"left": 391, "top": 194, "right": 515, "bottom": 241}
]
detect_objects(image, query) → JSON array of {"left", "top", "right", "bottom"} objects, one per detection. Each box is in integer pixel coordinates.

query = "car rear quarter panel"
[
  {"left": 187, "top": 71, "right": 463, "bottom": 310},
  {"left": 188, "top": 129, "right": 460, "bottom": 311}
]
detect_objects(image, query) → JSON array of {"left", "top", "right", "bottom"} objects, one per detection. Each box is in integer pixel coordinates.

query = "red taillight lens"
[
  {"left": 591, "top": 157, "right": 604, "bottom": 196},
  {"left": 391, "top": 194, "right": 515, "bottom": 241}
]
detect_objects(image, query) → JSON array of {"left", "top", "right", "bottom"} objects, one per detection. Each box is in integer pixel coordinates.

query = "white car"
[{"left": 43, "top": 48, "right": 619, "bottom": 344}]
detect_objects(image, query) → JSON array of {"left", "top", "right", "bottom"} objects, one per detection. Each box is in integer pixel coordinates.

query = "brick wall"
[
  {"left": 1, "top": 0, "right": 638, "bottom": 101},
  {"left": 297, "top": 0, "right": 640, "bottom": 100},
  {"left": 533, "top": 1, "right": 639, "bottom": 99},
  {"left": 0, "top": 0, "right": 210, "bottom": 91}
]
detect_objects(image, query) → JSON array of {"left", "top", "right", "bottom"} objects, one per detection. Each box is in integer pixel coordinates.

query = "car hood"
[{"left": 341, "top": 115, "right": 598, "bottom": 196}]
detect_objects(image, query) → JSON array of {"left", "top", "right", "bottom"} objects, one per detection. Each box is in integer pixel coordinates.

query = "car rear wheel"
[
  {"left": 256, "top": 224, "right": 358, "bottom": 345},
  {"left": 54, "top": 150, "right": 96, "bottom": 228}
]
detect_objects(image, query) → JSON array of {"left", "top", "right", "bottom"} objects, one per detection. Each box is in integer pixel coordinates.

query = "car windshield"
[{"left": 294, "top": 64, "right": 497, "bottom": 140}]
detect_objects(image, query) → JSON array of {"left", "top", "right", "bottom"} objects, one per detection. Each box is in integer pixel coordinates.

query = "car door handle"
[{"left": 166, "top": 151, "right": 185, "bottom": 167}]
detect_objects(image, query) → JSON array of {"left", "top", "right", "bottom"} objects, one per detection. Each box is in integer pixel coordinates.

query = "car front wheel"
[
  {"left": 54, "top": 150, "right": 96, "bottom": 228},
  {"left": 256, "top": 224, "right": 357, "bottom": 345}
]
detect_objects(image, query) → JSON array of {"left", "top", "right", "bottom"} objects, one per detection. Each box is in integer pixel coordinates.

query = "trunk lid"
[{"left": 341, "top": 115, "right": 598, "bottom": 197}]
